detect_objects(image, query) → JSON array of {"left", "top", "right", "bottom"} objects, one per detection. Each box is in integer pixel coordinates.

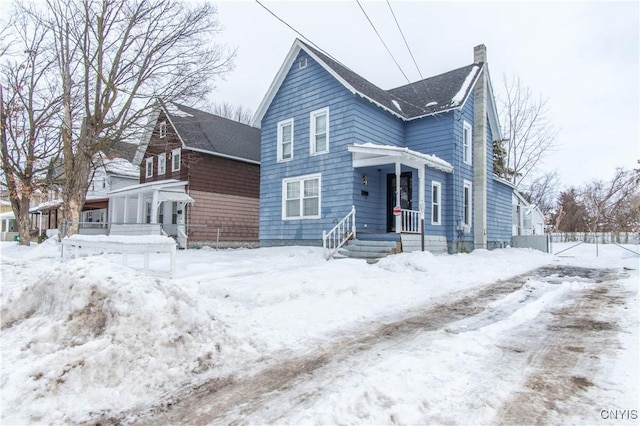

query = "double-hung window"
[
  {"left": 158, "top": 153, "right": 166, "bottom": 175},
  {"left": 463, "top": 121, "right": 472, "bottom": 165},
  {"left": 310, "top": 108, "right": 329, "bottom": 155},
  {"left": 277, "top": 118, "right": 294, "bottom": 161},
  {"left": 171, "top": 148, "right": 181, "bottom": 172},
  {"left": 282, "top": 174, "right": 321, "bottom": 220},
  {"left": 145, "top": 157, "right": 153, "bottom": 178},
  {"left": 431, "top": 181, "right": 441, "bottom": 225},
  {"left": 463, "top": 180, "right": 472, "bottom": 227}
]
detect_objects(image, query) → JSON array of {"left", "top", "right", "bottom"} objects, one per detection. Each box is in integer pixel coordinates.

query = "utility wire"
[
  {"left": 355, "top": 0, "right": 412, "bottom": 85},
  {"left": 254, "top": 0, "right": 326, "bottom": 55},
  {"left": 385, "top": 0, "right": 436, "bottom": 108},
  {"left": 386, "top": 0, "right": 424, "bottom": 81},
  {"left": 255, "top": 0, "right": 429, "bottom": 115}
]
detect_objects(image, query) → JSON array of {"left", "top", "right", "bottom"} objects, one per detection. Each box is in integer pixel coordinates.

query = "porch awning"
[
  {"left": 157, "top": 191, "right": 194, "bottom": 204},
  {"left": 108, "top": 179, "right": 189, "bottom": 198},
  {"left": 348, "top": 143, "right": 453, "bottom": 173}
]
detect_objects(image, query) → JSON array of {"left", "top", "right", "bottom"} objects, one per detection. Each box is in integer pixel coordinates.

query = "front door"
[{"left": 386, "top": 172, "right": 412, "bottom": 232}]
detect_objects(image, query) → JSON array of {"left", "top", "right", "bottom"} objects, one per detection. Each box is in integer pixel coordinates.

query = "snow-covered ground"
[{"left": 1, "top": 238, "right": 638, "bottom": 424}]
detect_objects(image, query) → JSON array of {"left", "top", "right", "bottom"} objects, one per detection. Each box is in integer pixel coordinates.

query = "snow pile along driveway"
[{"left": 1, "top": 241, "right": 637, "bottom": 424}]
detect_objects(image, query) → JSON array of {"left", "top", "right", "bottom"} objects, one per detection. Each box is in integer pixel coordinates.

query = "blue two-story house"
[{"left": 253, "top": 39, "right": 513, "bottom": 256}]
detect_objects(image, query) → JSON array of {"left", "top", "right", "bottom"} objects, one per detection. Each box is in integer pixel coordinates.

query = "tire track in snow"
[
  {"left": 496, "top": 274, "right": 629, "bottom": 425},
  {"left": 93, "top": 266, "right": 619, "bottom": 425}
]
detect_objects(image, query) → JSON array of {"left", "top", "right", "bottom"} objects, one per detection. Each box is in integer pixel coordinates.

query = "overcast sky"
[{"left": 211, "top": 0, "right": 639, "bottom": 189}]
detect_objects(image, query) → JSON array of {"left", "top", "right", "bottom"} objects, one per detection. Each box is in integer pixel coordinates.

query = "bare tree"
[
  {"left": 523, "top": 171, "right": 560, "bottom": 220},
  {"left": 581, "top": 168, "right": 640, "bottom": 232},
  {"left": 23, "top": 0, "right": 236, "bottom": 236},
  {"left": 498, "top": 75, "right": 559, "bottom": 187},
  {"left": 0, "top": 8, "right": 62, "bottom": 245},
  {"left": 210, "top": 101, "right": 253, "bottom": 125}
]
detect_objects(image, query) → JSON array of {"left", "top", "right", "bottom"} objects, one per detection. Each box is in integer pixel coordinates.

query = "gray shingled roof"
[
  {"left": 300, "top": 40, "right": 483, "bottom": 120},
  {"left": 108, "top": 141, "right": 139, "bottom": 163},
  {"left": 163, "top": 102, "right": 261, "bottom": 163}
]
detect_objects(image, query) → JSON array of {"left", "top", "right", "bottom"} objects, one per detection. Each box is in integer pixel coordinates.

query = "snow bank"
[
  {"left": 1, "top": 241, "right": 636, "bottom": 424},
  {"left": 1, "top": 256, "right": 236, "bottom": 424}
]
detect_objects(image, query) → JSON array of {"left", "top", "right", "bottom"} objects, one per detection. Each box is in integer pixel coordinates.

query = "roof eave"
[
  {"left": 183, "top": 146, "right": 260, "bottom": 165},
  {"left": 252, "top": 41, "right": 304, "bottom": 128}
]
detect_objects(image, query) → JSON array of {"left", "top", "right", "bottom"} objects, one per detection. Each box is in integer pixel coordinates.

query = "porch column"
[
  {"left": 124, "top": 197, "right": 130, "bottom": 223},
  {"left": 418, "top": 166, "right": 425, "bottom": 251},
  {"left": 395, "top": 162, "right": 401, "bottom": 233},
  {"left": 136, "top": 195, "right": 144, "bottom": 223},
  {"left": 150, "top": 190, "right": 159, "bottom": 224},
  {"left": 109, "top": 198, "right": 116, "bottom": 225}
]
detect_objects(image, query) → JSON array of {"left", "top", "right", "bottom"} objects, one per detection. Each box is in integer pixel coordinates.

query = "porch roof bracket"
[{"left": 348, "top": 143, "right": 453, "bottom": 173}]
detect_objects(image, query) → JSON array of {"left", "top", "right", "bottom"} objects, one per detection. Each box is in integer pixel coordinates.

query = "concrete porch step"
[{"left": 339, "top": 238, "right": 400, "bottom": 262}]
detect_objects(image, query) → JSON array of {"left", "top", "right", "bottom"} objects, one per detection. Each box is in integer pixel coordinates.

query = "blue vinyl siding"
[
  {"left": 487, "top": 179, "right": 513, "bottom": 242},
  {"left": 260, "top": 51, "right": 358, "bottom": 242},
  {"left": 352, "top": 97, "right": 404, "bottom": 146},
  {"left": 450, "top": 95, "right": 475, "bottom": 242}
]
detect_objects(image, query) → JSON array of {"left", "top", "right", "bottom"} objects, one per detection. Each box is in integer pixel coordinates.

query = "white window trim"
[
  {"left": 282, "top": 173, "right": 321, "bottom": 220},
  {"left": 431, "top": 181, "right": 441, "bottom": 226},
  {"left": 171, "top": 148, "right": 181, "bottom": 172},
  {"left": 463, "top": 121, "right": 472, "bottom": 165},
  {"left": 158, "top": 153, "right": 166, "bottom": 175},
  {"left": 463, "top": 180, "right": 473, "bottom": 227},
  {"left": 145, "top": 157, "right": 153, "bottom": 178},
  {"left": 159, "top": 121, "right": 167, "bottom": 138},
  {"left": 277, "top": 118, "right": 294, "bottom": 162},
  {"left": 310, "top": 107, "right": 329, "bottom": 155}
]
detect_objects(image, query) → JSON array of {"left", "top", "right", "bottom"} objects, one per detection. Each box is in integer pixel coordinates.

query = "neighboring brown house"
[{"left": 110, "top": 101, "right": 260, "bottom": 248}]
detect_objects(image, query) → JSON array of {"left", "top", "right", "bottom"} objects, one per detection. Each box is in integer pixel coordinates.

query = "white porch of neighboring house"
[
  {"left": 0, "top": 211, "right": 18, "bottom": 241},
  {"left": 348, "top": 143, "right": 454, "bottom": 235},
  {"left": 107, "top": 179, "right": 194, "bottom": 248}
]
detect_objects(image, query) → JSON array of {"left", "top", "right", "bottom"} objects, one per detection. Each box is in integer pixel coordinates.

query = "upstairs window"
[
  {"left": 282, "top": 174, "right": 321, "bottom": 220},
  {"left": 431, "top": 181, "right": 441, "bottom": 225},
  {"left": 463, "top": 121, "right": 472, "bottom": 165},
  {"left": 310, "top": 108, "right": 329, "bottom": 155},
  {"left": 159, "top": 121, "right": 167, "bottom": 138},
  {"left": 145, "top": 157, "right": 153, "bottom": 178},
  {"left": 171, "top": 148, "right": 181, "bottom": 172},
  {"left": 158, "top": 153, "right": 166, "bottom": 175},
  {"left": 277, "top": 118, "right": 294, "bottom": 162}
]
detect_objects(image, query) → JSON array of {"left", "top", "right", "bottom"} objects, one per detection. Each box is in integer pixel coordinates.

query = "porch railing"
[
  {"left": 322, "top": 205, "right": 356, "bottom": 260},
  {"left": 401, "top": 209, "right": 421, "bottom": 234}
]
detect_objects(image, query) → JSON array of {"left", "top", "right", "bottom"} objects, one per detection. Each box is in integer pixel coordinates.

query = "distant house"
[
  {"left": 108, "top": 101, "right": 260, "bottom": 248},
  {"left": 253, "top": 39, "right": 513, "bottom": 256},
  {"left": 81, "top": 145, "right": 140, "bottom": 234},
  {"left": 512, "top": 190, "right": 545, "bottom": 236},
  {"left": 24, "top": 142, "right": 140, "bottom": 238}
]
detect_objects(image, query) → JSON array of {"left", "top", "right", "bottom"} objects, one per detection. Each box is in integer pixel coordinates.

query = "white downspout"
[{"left": 395, "top": 162, "right": 401, "bottom": 233}]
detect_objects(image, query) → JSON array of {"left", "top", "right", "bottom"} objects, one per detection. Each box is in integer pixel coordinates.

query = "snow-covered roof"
[
  {"left": 349, "top": 143, "right": 453, "bottom": 173},
  {"left": 253, "top": 39, "right": 493, "bottom": 127},
  {"left": 103, "top": 157, "right": 140, "bottom": 178}
]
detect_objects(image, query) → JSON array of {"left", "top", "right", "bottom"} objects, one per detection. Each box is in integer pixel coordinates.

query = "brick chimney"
[
  {"left": 473, "top": 44, "right": 487, "bottom": 249},
  {"left": 474, "top": 44, "right": 487, "bottom": 63}
]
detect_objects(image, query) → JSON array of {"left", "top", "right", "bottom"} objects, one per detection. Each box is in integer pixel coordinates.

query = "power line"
[
  {"left": 254, "top": 0, "right": 326, "bottom": 55},
  {"left": 255, "top": 0, "right": 429, "bottom": 115},
  {"left": 385, "top": 0, "right": 436, "bottom": 110},
  {"left": 355, "top": 0, "right": 412, "bottom": 85},
  {"left": 386, "top": 0, "right": 424, "bottom": 81}
]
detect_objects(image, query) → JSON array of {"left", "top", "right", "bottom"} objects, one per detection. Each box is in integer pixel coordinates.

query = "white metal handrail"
[
  {"left": 401, "top": 209, "right": 420, "bottom": 233},
  {"left": 322, "top": 205, "right": 356, "bottom": 260}
]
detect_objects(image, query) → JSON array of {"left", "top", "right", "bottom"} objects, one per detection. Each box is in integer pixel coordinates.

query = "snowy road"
[{"left": 109, "top": 265, "right": 631, "bottom": 425}]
